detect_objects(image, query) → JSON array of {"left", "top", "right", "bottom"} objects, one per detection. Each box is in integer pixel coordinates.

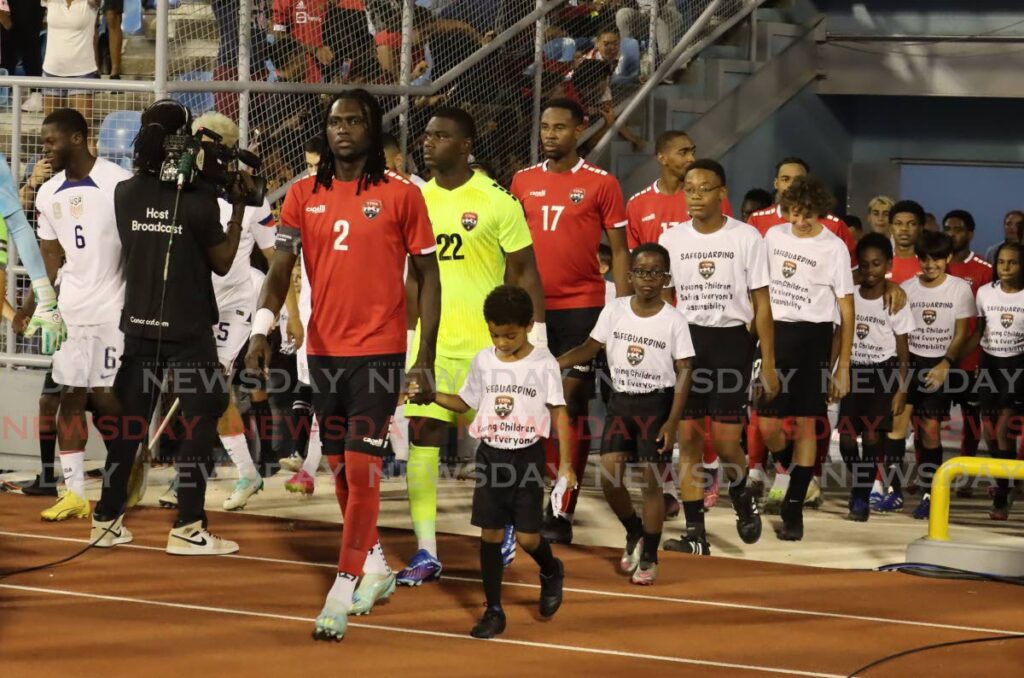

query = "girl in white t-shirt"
[
  {"left": 964, "top": 242, "right": 1024, "bottom": 520},
  {"left": 42, "top": 0, "right": 99, "bottom": 124}
]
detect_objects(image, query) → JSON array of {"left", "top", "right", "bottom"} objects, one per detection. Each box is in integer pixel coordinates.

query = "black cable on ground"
[
  {"left": 875, "top": 561, "right": 1024, "bottom": 587},
  {"left": 847, "top": 634, "right": 1024, "bottom": 676},
  {"left": 0, "top": 526, "right": 114, "bottom": 580}
]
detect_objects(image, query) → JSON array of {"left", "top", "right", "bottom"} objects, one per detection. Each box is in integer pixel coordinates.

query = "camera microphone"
[{"left": 176, "top": 149, "right": 196, "bottom": 189}]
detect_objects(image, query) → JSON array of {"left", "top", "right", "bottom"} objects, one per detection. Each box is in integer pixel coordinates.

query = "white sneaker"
[
  {"left": 166, "top": 520, "right": 239, "bottom": 556},
  {"left": 90, "top": 514, "right": 133, "bottom": 548},
  {"left": 278, "top": 452, "right": 303, "bottom": 473},
  {"left": 21, "top": 92, "right": 43, "bottom": 112},
  {"left": 223, "top": 476, "right": 263, "bottom": 511}
]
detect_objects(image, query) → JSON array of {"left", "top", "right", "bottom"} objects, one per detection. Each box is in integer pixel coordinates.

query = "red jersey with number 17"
[
  {"left": 625, "top": 180, "right": 734, "bottom": 249},
  {"left": 748, "top": 204, "right": 857, "bottom": 267},
  {"left": 948, "top": 252, "right": 993, "bottom": 372},
  {"left": 511, "top": 159, "right": 628, "bottom": 310},
  {"left": 280, "top": 172, "right": 436, "bottom": 357}
]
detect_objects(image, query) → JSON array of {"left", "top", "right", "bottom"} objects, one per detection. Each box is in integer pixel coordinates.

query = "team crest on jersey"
[
  {"left": 494, "top": 395, "right": 514, "bottom": 418},
  {"left": 461, "top": 212, "right": 478, "bottom": 231},
  {"left": 69, "top": 196, "right": 84, "bottom": 219},
  {"left": 362, "top": 200, "right": 382, "bottom": 219},
  {"left": 856, "top": 323, "right": 869, "bottom": 340},
  {"left": 53, "top": 203, "right": 62, "bottom": 219},
  {"left": 698, "top": 260, "right": 715, "bottom": 279},
  {"left": 782, "top": 260, "right": 797, "bottom": 278},
  {"left": 1002, "top": 313, "right": 1014, "bottom": 329},
  {"left": 569, "top": 188, "right": 585, "bottom": 204},
  {"left": 626, "top": 344, "right": 645, "bottom": 366},
  {"left": 922, "top": 309, "right": 937, "bottom": 325}
]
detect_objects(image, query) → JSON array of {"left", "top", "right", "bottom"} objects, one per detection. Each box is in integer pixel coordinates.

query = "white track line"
[
  {"left": 0, "top": 583, "right": 842, "bottom": 677},
  {"left": 2, "top": 529, "right": 1021, "bottom": 637}
]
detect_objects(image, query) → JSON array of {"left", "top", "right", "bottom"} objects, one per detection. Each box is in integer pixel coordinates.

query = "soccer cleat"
[
  {"left": 803, "top": 477, "right": 823, "bottom": 508},
  {"left": 166, "top": 520, "right": 239, "bottom": 556},
  {"left": 278, "top": 452, "right": 304, "bottom": 473},
  {"left": 734, "top": 489, "right": 763, "bottom": 544},
  {"left": 222, "top": 476, "right": 264, "bottom": 511},
  {"left": 540, "top": 514, "right": 573, "bottom": 545},
  {"left": 868, "top": 490, "right": 884, "bottom": 509},
  {"left": 41, "top": 491, "right": 90, "bottom": 521},
  {"left": 350, "top": 572, "right": 397, "bottom": 616},
  {"left": 747, "top": 468, "right": 768, "bottom": 500},
  {"left": 284, "top": 470, "right": 315, "bottom": 495},
  {"left": 313, "top": 598, "right": 349, "bottom": 642},
  {"left": 470, "top": 607, "right": 506, "bottom": 639},
  {"left": 500, "top": 525, "right": 517, "bottom": 568},
  {"left": 396, "top": 549, "right": 443, "bottom": 586},
  {"left": 158, "top": 480, "right": 178, "bottom": 508},
  {"left": 874, "top": 488, "right": 905, "bottom": 513},
  {"left": 663, "top": 492, "right": 681, "bottom": 519},
  {"left": 762, "top": 486, "right": 785, "bottom": 514},
  {"left": 19, "top": 475, "right": 59, "bottom": 497},
  {"left": 619, "top": 534, "right": 643, "bottom": 575},
  {"left": 663, "top": 530, "right": 711, "bottom": 555},
  {"left": 912, "top": 494, "right": 931, "bottom": 520},
  {"left": 703, "top": 472, "right": 719, "bottom": 510},
  {"left": 631, "top": 560, "right": 658, "bottom": 586},
  {"left": 539, "top": 558, "right": 564, "bottom": 618},
  {"left": 90, "top": 514, "right": 133, "bottom": 548},
  {"left": 846, "top": 496, "right": 870, "bottom": 522},
  {"left": 776, "top": 508, "right": 804, "bottom": 541}
]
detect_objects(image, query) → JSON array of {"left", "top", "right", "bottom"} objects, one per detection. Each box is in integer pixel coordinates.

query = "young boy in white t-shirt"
[{"left": 410, "top": 285, "right": 574, "bottom": 640}]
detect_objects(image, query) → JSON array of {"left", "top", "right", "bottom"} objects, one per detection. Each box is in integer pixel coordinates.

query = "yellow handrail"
[{"left": 928, "top": 456, "right": 1024, "bottom": 541}]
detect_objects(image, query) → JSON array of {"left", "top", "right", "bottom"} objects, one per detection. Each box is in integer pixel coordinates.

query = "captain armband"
[{"left": 276, "top": 226, "right": 302, "bottom": 255}]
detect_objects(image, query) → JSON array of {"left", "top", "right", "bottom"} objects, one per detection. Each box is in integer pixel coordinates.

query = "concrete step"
[
  {"left": 144, "top": 4, "right": 218, "bottom": 43},
  {"left": 755, "top": 20, "right": 805, "bottom": 61},
  {"left": 123, "top": 38, "right": 218, "bottom": 78}
]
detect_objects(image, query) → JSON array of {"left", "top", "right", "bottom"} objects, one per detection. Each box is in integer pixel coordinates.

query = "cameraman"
[{"left": 90, "top": 100, "right": 253, "bottom": 556}]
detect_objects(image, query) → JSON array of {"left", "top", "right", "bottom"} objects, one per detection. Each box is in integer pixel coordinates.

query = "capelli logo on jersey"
[
  {"left": 856, "top": 323, "right": 869, "bottom": 340},
  {"left": 626, "top": 344, "right": 645, "bottom": 366},
  {"left": 923, "top": 309, "right": 937, "bottom": 325},
  {"left": 641, "top": 214, "right": 656, "bottom": 222},
  {"left": 461, "top": 212, "right": 478, "bottom": 231},
  {"left": 782, "top": 260, "right": 797, "bottom": 278},
  {"left": 1002, "top": 313, "right": 1014, "bottom": 328},
  {"left": 363, "top": 200, "right": 382, "bottom": 219},
  {"left": 569, "top": 188, "right": 585, "bottom": 204},
  {"left": 494, "top": 395, "right": 514, "bottom": 418},
  {"left": 698, "top": 260, "right": 715, "bottom": 279},
  {"left": 529, "top": 190, "right": 546, "bottom": 197},
  {"left": 305, "top": 205, "right": 326, "bottom": 214}
]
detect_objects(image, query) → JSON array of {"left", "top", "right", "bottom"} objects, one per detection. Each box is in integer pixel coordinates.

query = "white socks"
[
  {"left": 60, "top": 451, "right": 85, "bottom": 497},
  {"left": 326, "top": 572, "right": 357, "bottom": 610},
  {"left": 363, "top": 541, "right": 391, "bottom": 575},
  {"left": 222, "top": 433, "right": 258, "bottom": 480},
  {"left": 302, "top": 421, "right": 323, "bottom": 476}
]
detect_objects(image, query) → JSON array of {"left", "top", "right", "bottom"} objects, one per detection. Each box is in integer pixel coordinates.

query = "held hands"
[
  {"left": 405, "top": 360, "right": 435, "bottom": 405},
  {"left": 550, "top": 467, "right": 577, "bottom": 518},
  {"left": 829, "top": 365, "right": 850, "bottom": 403},
  {"left": 656, "top": 420, "right": 677, "bottom": 455},
  {"left": 891, "top": 391, "right": 907, "bottom": 417},
  {"left": 924, "top": 360, "right": 949, "bottom": 392},
  {"left": 759, "top": 362, "right": 780, "bottom": 404}
]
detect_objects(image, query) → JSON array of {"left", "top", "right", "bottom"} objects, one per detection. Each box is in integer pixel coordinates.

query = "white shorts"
[
  {"left": 214, "top": 306, "right": 252, "bottom": 372},
  {"left": 51, "top": 321, "right": 124, "bottom": 389}
]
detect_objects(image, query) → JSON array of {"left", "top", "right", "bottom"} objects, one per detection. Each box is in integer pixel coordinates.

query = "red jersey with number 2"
[
  {"left": 625, "top": 180, "right": 734, "bottom": 249},
  {"left": 280, "top": 172, "right": 436, "bottom": 357},
  {"left": 510, "top": 159, "right": 628, "bottom": 310}
]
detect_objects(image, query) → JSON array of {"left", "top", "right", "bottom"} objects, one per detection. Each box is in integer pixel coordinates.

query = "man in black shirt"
[{"left": 90, "top": 100, "right": 253, "bottom": 556}]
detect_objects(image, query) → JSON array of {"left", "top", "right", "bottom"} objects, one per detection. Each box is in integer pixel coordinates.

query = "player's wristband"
[{"left": 251, "top": 308, "right": 276, "bottom": 337}]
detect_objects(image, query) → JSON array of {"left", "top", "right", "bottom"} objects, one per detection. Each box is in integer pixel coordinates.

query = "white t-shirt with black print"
[
  {"left": 460, "top": 346, "right": 566, "bottom": 451},
  {"left": 977, "top": 283, "right": 1024, "bottom": 357},
  {"left": 659, "top": 216, "right": 769, "bottom": 327},
  {"left": 590, "top": 297, "right": 695, "bottom": 394},
  {"left": 765, "top": 224, "right": 854, "bottom": 323},
  {"left": 851, "top": 286, "right": 917, "bottom": 365},
  {"left": 902, "top": 275, "right": 976, "bottom": 358}
]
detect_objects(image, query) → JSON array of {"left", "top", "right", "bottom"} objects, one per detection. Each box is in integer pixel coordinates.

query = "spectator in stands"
[
  {"left": 616, "top": 0, "right": 684, "bottom": 58},
  {"left": 846, "top": 215, "right": 864, "bottom": 242},
  {"left": 323, "top": 1, "right": 377, "bottom": 83},
  {"left": 1, "top": 0, "right": 45, "bottom": 112},
  {"left": 212, "top": 0, "right": 271, "bottom": 120},
  {"left": 374, "top": 5, "right": 430, "bottom": 83},
  {"left": 740, "top": 187, "right": 773, "bottom": 222},
  {"left": 99, "top": 0, "right": 123, "bottom": 79},
  {"left": 272, "top": 0, "right": 332, "bottom": 83},
  {"left": 41, "top": 0, "right": 100, "bottom": 126},
  {"left": 867, "top": 195, "right": 894, "bottom": 235},
  {"left": 570, "top": 58, "right": 645, "bottom": 154},
  {"left": 986, "top": 209, "right": 1024, "bottom": 265},
  {"left": 303, "top": 135, "right": 324, "bottom": 176},
  {"left": 923, "top": 212, "right": 940, "bottom": 232},
  {"left": 574, "top": 27, "right": 640, "bottom": 94}
]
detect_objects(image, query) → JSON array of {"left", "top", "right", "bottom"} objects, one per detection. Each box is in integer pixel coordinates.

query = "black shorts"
[
  {"left": 756, "top": 321, "right": 834, "bottom": 419},
  {"left": 101, "top": 0, "right": 124, "bottom": 13},
  {"left": 41, "top": 370, "right": 61, "bottom": 396},
  {"left": 547, "top": 306, "right": 602, "bottom": 381},
  {"left": 307, "top": 353, "right": 404, "bottom": 457},
  {"left": 470, "top": 441, "right": 546, "bottom": 533},
  {"left": 950, "top": 363, "right": 979, "bottom": 409},
  {"left": 976, "top": 352, "right": 1024, "bottom": 416},
  {"left": 838, "top": 359, "right": 898, "bottom": 437},
  {"left": 601, "top": 390, "right": 674, "bottom": 462},
  {"left": 682, "top": 324, "right": 754, "bottom": 423},
  {"left": 907, "top": 354, "right": 953, "bottom": 420}
]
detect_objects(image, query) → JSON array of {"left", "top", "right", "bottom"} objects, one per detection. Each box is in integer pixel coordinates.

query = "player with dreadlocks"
[{"left": 247, "top": 89, "right": 441, "bottom": 641}]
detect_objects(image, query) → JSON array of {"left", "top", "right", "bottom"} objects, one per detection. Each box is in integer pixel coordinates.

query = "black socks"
[{"left": 481, "top": 541, "right": 504, "bottom": 610}]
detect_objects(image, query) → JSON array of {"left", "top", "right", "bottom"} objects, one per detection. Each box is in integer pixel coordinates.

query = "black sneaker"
[
  {"left": 541, "top": 514, "right": 573, "bottom": 545},
  {"left": 734, "top": 489, "right": 762, "bottom": 544},
  {"left": 663, "top": 530, "right": 711, "bottom": 555},
  {"left": 18, "top": 475, "right": 59, "bottom": 497},
  {"left": 470, "top": 607, "right": 507, "bottom": 639},
  {"left": 776, "top": 501, "right": 804, "bottom": 541},
  {"left": 539, "top": 558, "right": 564, "bottom": 618}
]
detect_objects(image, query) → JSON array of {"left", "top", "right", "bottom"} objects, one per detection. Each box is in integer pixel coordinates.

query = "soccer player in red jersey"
[
  {"left": 510, "top": 98, "right": 631, "bottom": 543},
  {"left": 271, "top": 0, "right": 331, "bottom": 83},
  {"left": 625, "top": 130, "right": 733, "bottom": 249},
  {"left": 247, "top": 90, "right": 441, "bottom": 641},
  {"left": 887, "top": 201, "right": 923, "bottom": 284},
  {"left": 944, "top": 209, "right": 993, "bottom": 477},
  {"left": 747, "top": 157, "right": 856, "bottom": 266}
]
